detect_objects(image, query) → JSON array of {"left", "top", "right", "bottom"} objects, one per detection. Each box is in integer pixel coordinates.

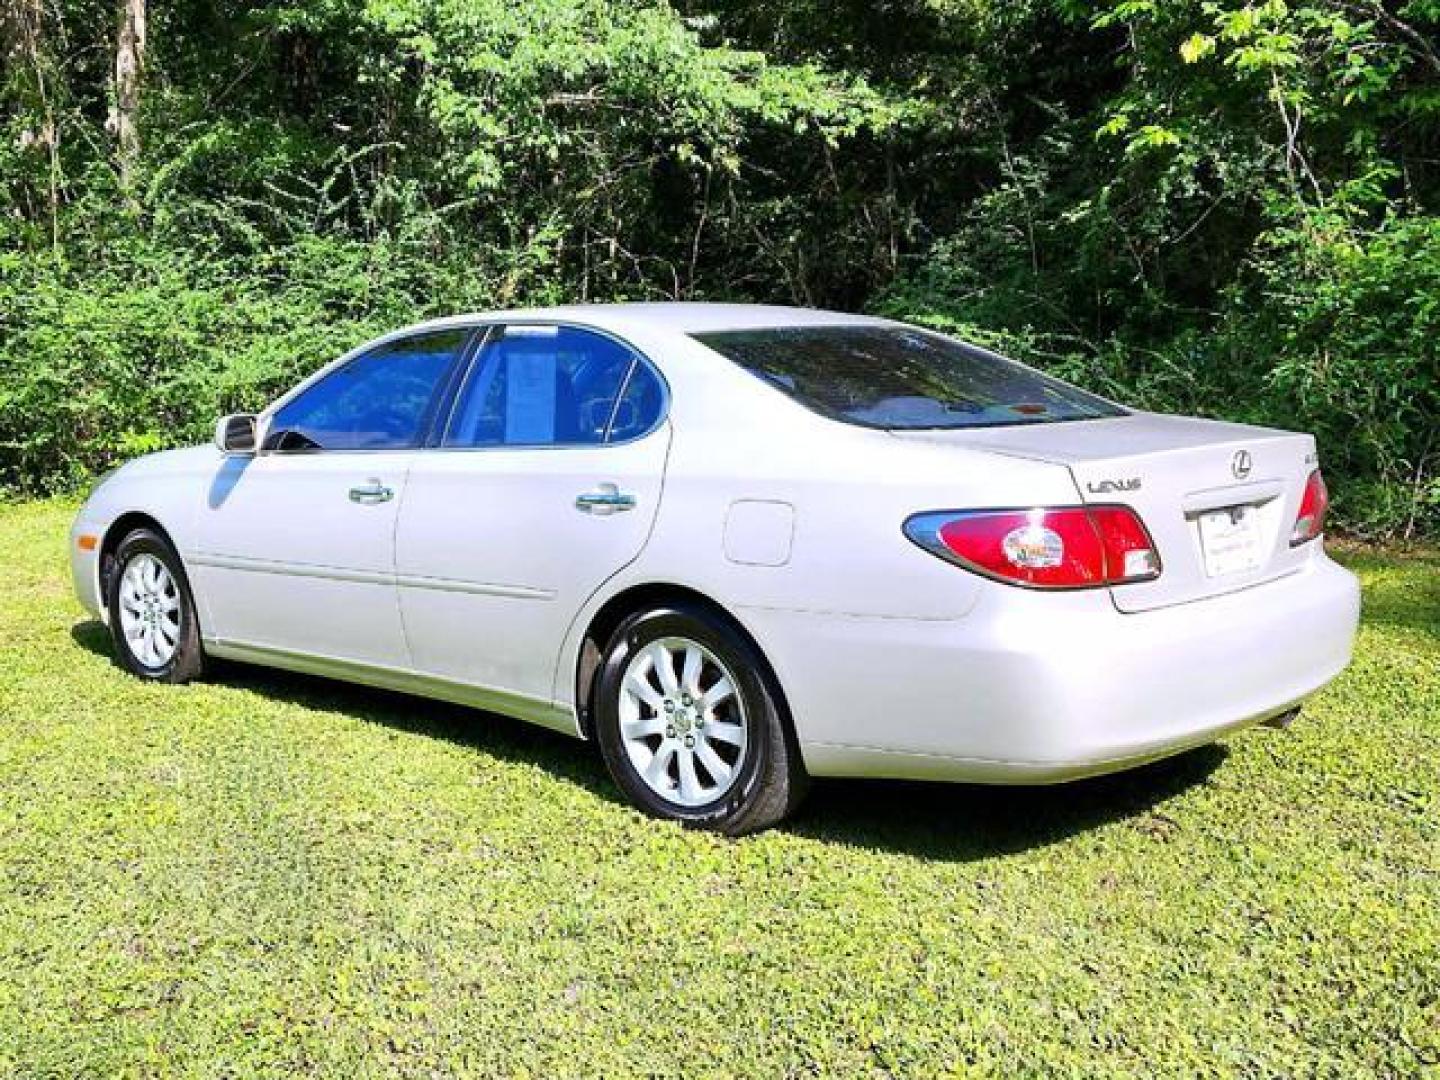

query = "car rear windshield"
[{"left": 691, "top": 325, "right": 1126, "bottom": 429}]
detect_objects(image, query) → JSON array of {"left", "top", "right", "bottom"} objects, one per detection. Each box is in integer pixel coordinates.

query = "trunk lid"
[{"left": 893, "top": 412, "right": 1318, "bottom": 612}]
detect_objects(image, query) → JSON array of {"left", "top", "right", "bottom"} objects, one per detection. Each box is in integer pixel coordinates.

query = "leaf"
[
  {"left": 1097, "top": 113, "right": 1133, "bottom": 140},
  {"left": 1126, "top": 124, "right": 1182, "bottom": 153},
  {"left": 1179, "top": 32, "right": 1216, "bottom": 63}
]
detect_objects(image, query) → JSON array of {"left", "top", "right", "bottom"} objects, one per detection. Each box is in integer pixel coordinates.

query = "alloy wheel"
[
  {"left": 618, "top": 635, "right": 749, "bottom": 807},
  {"left": 117, "top": 553, "right": 182, "bottom": 669}
]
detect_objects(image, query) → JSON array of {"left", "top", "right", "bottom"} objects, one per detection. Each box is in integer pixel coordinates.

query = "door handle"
[
  {"left": 349, "top": 479, "right": 394, "bottom": 505},
  {"left": 575, "top": 483, "right": 637, "bottom": 515}
]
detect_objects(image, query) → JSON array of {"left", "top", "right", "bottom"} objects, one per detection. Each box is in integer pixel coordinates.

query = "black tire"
[
  {"left": 593, "top": 602, "right": 807, "bottom": 835},
  {"left": 106, "top": 527, "right": 206, "bottom": 684}
]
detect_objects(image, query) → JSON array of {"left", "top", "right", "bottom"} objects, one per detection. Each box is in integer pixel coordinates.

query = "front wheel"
[
  {"left": 106, "top": 527, "right": 205, "bottom": 684},
  {"left": 593, "top": 603, "right": 806, "bottom": 835}
]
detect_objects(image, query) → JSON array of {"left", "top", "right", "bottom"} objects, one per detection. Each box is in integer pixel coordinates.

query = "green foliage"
[
  {"left": 0, "top": 0, "right": 1437, "bottom": 535},
  {"left": 1232, "top": 218, "right": 1439, "bottom": 535},
  {"left": 879, "top": 217, "right": 1440, "bottom": 539},
  {"left": 0, "top": 226, "right": 592, "bottom": 491},
  {"left": 2, "top": 501, "right": 1438, "bottom": 1071},
  {"left": 879, "top": 0, "right": 1440, "bottom": 537}
]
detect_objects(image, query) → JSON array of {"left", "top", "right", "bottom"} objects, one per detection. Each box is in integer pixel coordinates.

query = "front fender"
[{"left": 67, "top": 444, "right": 221, "bottom": 623}]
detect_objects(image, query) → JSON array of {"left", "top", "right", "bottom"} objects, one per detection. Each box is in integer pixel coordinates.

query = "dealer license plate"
[{"left": 1198, "top": 505, "right": 1264, "bottom": 577}]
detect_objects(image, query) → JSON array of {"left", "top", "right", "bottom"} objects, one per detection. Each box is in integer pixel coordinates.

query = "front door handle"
[
  {"left": 349, "top": 479, "right": 394, "bottom": 505},
  {"left": 575, "top": 483, "right": 637, "bottom": 515}
]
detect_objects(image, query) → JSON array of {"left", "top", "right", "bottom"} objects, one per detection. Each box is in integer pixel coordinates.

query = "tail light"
[
  {"left": 904, "top": 506, "right": 1162, "bottom": 589},
  {"left": 1290, "top": 469, "right": 1329, "bottom": 546}
]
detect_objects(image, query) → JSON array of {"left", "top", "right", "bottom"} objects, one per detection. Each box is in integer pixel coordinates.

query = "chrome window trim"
[{"left": 601, "top": 358, "right": 639, "bottom": 443}]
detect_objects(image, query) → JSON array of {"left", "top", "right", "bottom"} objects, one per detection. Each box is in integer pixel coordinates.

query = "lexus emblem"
[{"left": 1231, "top": 450, "right": 1253, "bottom": 480}]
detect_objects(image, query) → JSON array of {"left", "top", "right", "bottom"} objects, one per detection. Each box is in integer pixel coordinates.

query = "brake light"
[
  {"left": 1290, "top": 469, "right": 1329, "bottom": 546},
  {"left": 1090, "top": 506, "right": 1164, "bottom": 581},
  {"left": 904, "top": 507, "right": 1162, "bottom": 589}
]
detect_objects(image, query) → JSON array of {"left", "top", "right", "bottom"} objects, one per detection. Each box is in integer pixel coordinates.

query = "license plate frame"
[{"left": 1197, "top": 504, "right": 1264, "bottom": 577}]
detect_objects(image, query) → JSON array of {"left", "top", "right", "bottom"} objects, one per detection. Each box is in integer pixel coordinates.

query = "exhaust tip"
[{"left": 1262, "top": 706, "right": 1302, "bottom": 730}]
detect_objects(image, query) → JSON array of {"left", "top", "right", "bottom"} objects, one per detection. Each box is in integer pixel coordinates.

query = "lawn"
[{"left": 0, "top": 500, "right": 1435, "bottom": 1077}]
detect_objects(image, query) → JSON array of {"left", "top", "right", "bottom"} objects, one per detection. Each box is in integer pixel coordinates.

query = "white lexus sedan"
[{"left": 70, "top": 303, "right": 1360, "bottom": 833}]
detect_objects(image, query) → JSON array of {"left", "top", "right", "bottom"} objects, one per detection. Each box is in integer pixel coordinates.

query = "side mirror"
[{"left": 214, "top": 413, "right": 258, "bottom": 455}]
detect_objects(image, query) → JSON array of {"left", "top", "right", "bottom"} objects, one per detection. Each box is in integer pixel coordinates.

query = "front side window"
[
  {"left": 266, "top": 328, "right": 470, "bottom": 451},
  {"left": 692, "top": 325, "right": 1125, "bottom": 430},
  {"left": 444, "top": 325, "right": 660, "bottom": 447}
]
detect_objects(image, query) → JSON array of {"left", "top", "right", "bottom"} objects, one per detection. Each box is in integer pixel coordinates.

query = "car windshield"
[{"left": 691, "top": 325, "right": 1126, "bottom": 429}]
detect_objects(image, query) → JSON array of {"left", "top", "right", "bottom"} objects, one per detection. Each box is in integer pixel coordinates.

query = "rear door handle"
[
  {"left": 349, "top": 479, "right": 394, "bottom": 505},
  {"left": 575, "top": 483, "right": 637, "bottom": 515}
]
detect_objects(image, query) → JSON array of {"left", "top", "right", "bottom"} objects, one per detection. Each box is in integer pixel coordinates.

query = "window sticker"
[{"left": 505, "top": 350, "right": 557, "bottom": 443}]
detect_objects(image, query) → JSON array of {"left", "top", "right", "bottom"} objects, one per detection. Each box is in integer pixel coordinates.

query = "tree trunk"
[
  {"left": 108, "top": 0, "right": 146, "bottom": 192},
  {"left": 3, "top": 0, "right": 62, "bottom": 246}
]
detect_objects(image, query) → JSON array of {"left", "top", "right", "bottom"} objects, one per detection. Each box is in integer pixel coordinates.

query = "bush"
[
  {"left": 878, "top": 218, "right": 1440, "bottom": 540},
  {"left": 5, "top": 216, "right": 1436, "bottom": 541},
  {"left": 0, "top": 233, "right": 562, "bottom": 495},
  {"left": 3, "top": 0, "right": 1437, "bottom": 539}
]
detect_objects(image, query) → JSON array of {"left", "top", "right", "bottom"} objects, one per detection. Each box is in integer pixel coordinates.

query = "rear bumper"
[{"left": 743, "top": 553, "right": 1361, "bottom": 783}]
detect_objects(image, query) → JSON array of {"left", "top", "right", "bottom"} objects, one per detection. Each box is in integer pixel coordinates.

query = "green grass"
[{"left": 0, "top": 501, "right": 1435, "bottom": 1078}]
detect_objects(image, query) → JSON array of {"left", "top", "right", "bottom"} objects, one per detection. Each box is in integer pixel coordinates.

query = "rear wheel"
[
  {"left": 593, "top": 603, "right": 806, "bottom": 835},
  {"left": 107, "top": 528, "right": 205, "bottom": 684}
]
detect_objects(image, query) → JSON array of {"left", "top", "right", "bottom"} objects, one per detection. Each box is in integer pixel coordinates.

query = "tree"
[
  {"left": 107, "top": 0, "right": 145, "bottom": 193},
  {"left": 1, "top": 0, "right": 61, "bottom": 245}
]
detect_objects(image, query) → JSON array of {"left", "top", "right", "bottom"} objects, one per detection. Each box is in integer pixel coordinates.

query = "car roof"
[{"left": 405, "top": 302, "right": 893, "bottom": 337}]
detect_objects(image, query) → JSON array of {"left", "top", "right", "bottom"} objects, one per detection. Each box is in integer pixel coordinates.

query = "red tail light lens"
[
  {"left": 905, "top": 507, "right": 1162, "bottom": 589},
  {"left": 1290, "top": 469, "right": 1329, "bottom": 546},
  {"left": 1088, "top": 506, "right": 1163, "bottom": 582}
]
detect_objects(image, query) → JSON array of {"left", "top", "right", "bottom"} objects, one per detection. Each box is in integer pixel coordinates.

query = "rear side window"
[
  {"left": 692, "top": 326, "right": 1125, "bottom": 430},
  {"left": 267, "top": 329, "right": 469, "bottom": 451},
  {"left": 607, "top": 361, "right": 665, "bottom": 443},
  {"left": 444, "top": 325, "right": 663, "bottom": 447}
]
